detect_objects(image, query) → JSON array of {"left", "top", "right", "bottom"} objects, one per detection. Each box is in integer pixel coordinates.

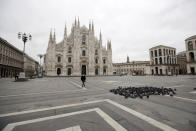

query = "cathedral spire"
[
  {"left": 92, "top": 21, "right": 94, "bottom": 33},
  {"left": 77, "top": 17, "right": 80, "bottom": 28},
  {"left": 71, "top": 23, "right": 75, "bottom": 34},
  {"left": 53, "top": 28, "right": 56, "bottom": 43},
  {"left": 89, "top": 21, "right": 92, "bottom": 31},
  {"left": 64, "top": 23, "right": 67, "bottom": 38},
  {"left": 99, "top": 30, "right": 102, "bottom": 41},
  {"left": 99, "top": 30, "right": 102, "bottom": 48},
  {"left": 49, "top": 28, "right": 53, "bottom": 42},
  {"left": 75, "top": 17, "right": 77, "bottom": 27},
  {"left": 47, "top": 28, "right": 53, "bottom": 50},
  {"left": 107, "top": 40, "right": 112, "bottom": 50}
]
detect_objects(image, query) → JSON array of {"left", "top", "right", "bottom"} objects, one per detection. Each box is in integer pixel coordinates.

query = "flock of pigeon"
[{"left": 110, "top": 86, "right": 177, "bottom": 99}]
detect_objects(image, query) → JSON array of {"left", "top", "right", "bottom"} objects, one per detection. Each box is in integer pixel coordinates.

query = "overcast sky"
[{"left": 0, "top": 0, "right": 196, "bottom": 63}]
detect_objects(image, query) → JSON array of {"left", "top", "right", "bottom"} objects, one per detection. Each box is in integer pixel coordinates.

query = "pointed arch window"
[
  {"left": 82, "top": 35, "right": 86, "bottom": 45},
  {"left": 68, "top": 46, "right": 72, "bottom": 53},
  {"left": 82, "top": 50, "right": 86, "bottom": 56},
  {"left": 95, "top": 58, "right": 98, "bottom": 64},
  {"left": 68, "top": 57, "right": 71, "bottom": 63},
  {"left": 57, "top": 56, "right": 61, "bottom": 63},
  {"left": 95, "top": 49, "right": 98, "bottom": 55},
  {"left": 103, "top": 59, "right": 106, "bottom": 64}
]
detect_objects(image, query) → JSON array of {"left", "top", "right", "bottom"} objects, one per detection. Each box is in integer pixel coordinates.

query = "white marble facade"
[{"left": 44, "top": 19, "right": 113, "bottom": 76}]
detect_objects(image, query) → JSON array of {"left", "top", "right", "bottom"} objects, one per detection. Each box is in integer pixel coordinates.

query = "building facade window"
[
  {"left": 195, "top": 40, "right": 196, "bottom": 49},
  {"left": 159, "top": 49, "right": 162, "bottom": 56},
  {"left": 166, "top": 49, "right": 168, "bottom": 55},
  {"left": 159, "top": 57, "right": 162, "bottom": 64},
  {"left": 68, "top": 46, "right": 72, "bottom": 53},
  {"left": 82, "top": 50, "right": 86, "bottom": 56},
  {"left": 163, "top": 49, "right": 165, "bottom": 56},
  {"left": 189, "top": 52, "right": 195, "bottom": 62},
  {"left": 155, "top": 58, "right": 158, "bottom": 65},
  {"left": 57, "top": 56, "right": 61, "bottom": 63},
  {"left": 95, "top": 58, "right": 98, "bottom": 64},
  {"left": 82, "top": 35, "right": 86, "bottom": 45},
  {"left": 188, "top": 41, "right": 193, "bottom": 51},
  {"left": 155, "top": 50, "right": 157, "bottom": 57},
  {"left": 68, "top": 57, "right": 71, "bottom": 63},
  {"left": 103, "top": 59, "right": 106, "bottom": 64},
  {"left": 95, "top": 49, "right": 98, "bottom": 55},
  {"left": 151, "top": 51, "right": 153, "bottom": 57}
]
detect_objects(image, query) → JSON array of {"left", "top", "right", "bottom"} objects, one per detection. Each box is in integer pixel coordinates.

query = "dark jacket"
[{"left": 81, "top": 75, "right": 86, "bottom": 82}]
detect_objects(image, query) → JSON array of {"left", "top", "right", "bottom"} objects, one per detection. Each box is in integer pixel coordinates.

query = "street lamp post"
[
  {"left": 133, "top": 61, "right": 135, "bottom": 76},
  {"left": 18, "top": 32, "right": 32, "bottom": 78}
]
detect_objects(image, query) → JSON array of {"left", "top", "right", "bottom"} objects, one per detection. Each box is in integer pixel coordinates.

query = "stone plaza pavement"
[{"left": 0, "top": 75, "right": 196, "bottom": 131}]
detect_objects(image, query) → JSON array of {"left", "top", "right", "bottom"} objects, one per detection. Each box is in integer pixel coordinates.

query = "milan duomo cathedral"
[{"left": 44, "top": 19, "right": 113, "bottom": 76}]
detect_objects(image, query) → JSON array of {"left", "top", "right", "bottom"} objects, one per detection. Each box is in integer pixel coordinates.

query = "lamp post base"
[{"left": 15, "top": 72, "right": 28, "bottom": 82}]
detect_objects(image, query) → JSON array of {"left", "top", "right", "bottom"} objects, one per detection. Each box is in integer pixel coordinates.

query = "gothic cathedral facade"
[{"left": 44, "top": 19, "right": 113, "bottom": 76}]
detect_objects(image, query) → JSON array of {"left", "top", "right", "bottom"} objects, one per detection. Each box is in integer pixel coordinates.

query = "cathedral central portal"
[
  {"left": 81, "top": 65, "right": 86, "bottom": 75},
  {"left": 57, "top": 68, "right": 61, "bottom": 76}
]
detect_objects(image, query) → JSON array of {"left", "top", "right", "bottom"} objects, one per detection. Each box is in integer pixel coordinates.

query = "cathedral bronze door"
[
  {"left": 81, "top": 65, "right": 86, "bottom": 75},
  {"left": 191, "top": 67, "right": 195, "bottom": 74},
  {"left": 67, "top": 68, "right": 72, "bottom": 76},
  {"left": 57, "top": 68, "right": 61, "bottom": 76},
  {"left": 95, "top": 68, "right": 98, "bottom": 75},
  {"left": 103, "top": 68, "right": 106, "bottom": 75}
]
